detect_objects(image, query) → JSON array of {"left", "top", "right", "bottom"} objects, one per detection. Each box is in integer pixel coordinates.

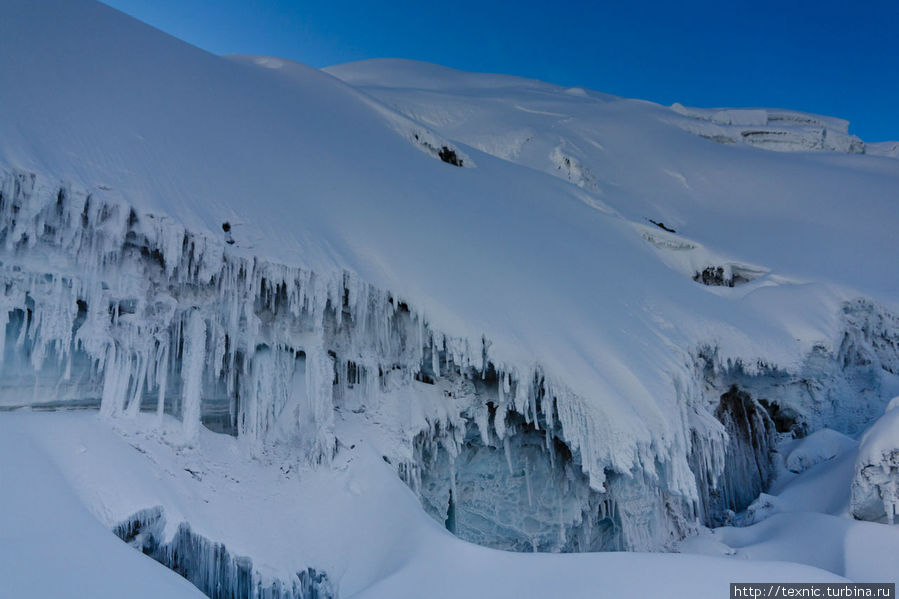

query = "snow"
[
  {"left": 0, "top": 411, "right": 849, "bottom": 598},
  {"left": 680, "top": 426, "right": 899, "bottom": 585},
  {"left": 667, "top": 103, "right": 864, "bottom": 152},
  {"left": 852, "top": 397, "right": 899, "bottom": 523},
  {"left": 0, "top": 0, "right": 898, "bottom": 593},
  {"left": 0, "top": 416, "right": 206, "bottom": 599},
  {"left": 785, "top": 428, "right": 857, "bottom": 474}
]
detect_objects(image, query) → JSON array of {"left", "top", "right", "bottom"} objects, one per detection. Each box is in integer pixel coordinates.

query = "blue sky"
[{"left": 103, "top": 0, "right": 898, "bottom": 141}]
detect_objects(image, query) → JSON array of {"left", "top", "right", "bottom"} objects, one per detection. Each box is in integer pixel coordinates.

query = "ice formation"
[
  {"left": 851, "top": 397, "right": 899, "bottom": 524},
  {"left": 669, "top": 104, "right": 867, "bottom": 153},
  {"left": 114, "top": 507, "right": 334, "bottom": 599},
  {"left": 0, "top": 167, "right": 695, "bottom": 551},
  {"left": 3, "top": 167, "right": 898, "bottom": 555}
]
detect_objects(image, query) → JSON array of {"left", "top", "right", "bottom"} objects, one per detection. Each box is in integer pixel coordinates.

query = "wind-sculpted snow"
[
  {"left": 680, "top": 427, "right": 899, "bottom": 584},
  {"left": 685, "top": 301, "right": 899, "bottom": 524},
  {"left": 785, "top": 428, "right": 857, "bottom": 474}
]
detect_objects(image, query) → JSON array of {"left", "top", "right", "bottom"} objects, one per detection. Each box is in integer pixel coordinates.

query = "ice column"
[{"left": 181, "top": 311, "right": 207, "bottom": 441}]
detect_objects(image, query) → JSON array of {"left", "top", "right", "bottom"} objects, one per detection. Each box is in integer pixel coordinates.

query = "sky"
[{"left": 102, "top": 0, "right": 899, "bottom": 142}]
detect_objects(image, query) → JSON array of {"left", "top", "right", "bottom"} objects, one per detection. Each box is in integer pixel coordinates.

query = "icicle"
[
  {"left": 181, "top": 311, "right": 207, "bottom": 441},
  {"left": 512, "top": 372, "right": 529, "bottom": 417},
  {"left": 303, "top": 339, "right": 336, "bottom": 463},
  {"left": 99, "top": 344, "right": 119, "bottom": 419},
  {"left": 100, "top": 344, "right": 131, "bottom": 419},
  {"left": 125, "top": 351, "right": 147, "bottom": 418},
  {"left": 494, "top": 405, "right": 507, "bottom": 439},
  {"left": 524, "top": 454, "right": 533, "bottom": 508},
  {"left": 416, "top": 312, "right": 424, "bottom": 372},
  {"left": 431, "top": 332, "right": 440, "bottom": 377},
  {"left": 503, "top": 435, "right": 515, "bottom": 476},
  {"left": 14, "top": 304, "right": 28, "bottom": 349},
  {"left": 0, "top": 308, "right": 8, "bottom": 370},
  {"left": 449, "top": 458, "right": 458, "bottom": 514},
  {"left": 156, "top": 343, "right": 168, "bottom": 423},
  {"left": 474, "top": 403, "right": 490, "bottom": 447}
]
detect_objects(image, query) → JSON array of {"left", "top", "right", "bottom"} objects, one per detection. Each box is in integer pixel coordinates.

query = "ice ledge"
[
  {"left": 3, "top": 166, "right": 898, "bottom": 554},
  {"left": 669, "top": 103, "right": 869, "bottom": 154},
  {"left": 113, "top": 506, "right": 335, "bottom": 599}
]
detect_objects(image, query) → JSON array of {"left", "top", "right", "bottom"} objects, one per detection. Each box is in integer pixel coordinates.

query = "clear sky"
[{"left": 102, "top": 0, "right": 898, "bottom": 142}]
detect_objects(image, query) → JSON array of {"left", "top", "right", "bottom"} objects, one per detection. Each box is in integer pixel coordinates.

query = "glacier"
[
  {"left": 1, "top": 0, "right": 898, "bottom": 596},
  {"left": 4, "top": 166, "right": 897, "bottom": 558}
]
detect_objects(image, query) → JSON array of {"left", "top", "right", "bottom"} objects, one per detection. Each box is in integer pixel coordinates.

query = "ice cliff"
[
  {"left": 1, "top": 1, "right": 898, "bottom": 595},
  {"left": 2, "top": 167, "right": 897, "bottom": 556}
]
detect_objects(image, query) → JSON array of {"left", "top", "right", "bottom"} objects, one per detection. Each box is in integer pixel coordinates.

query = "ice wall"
[
  {"left": 669, "top": 104, "right": 867, "bottom": 154},
  {"left": 851, "top": 397, "right": 899, "bottom": 524},
  {"left": 0, "top": 168, "right": 703, "bottom": 551},
  {"left": 401, "top": 387, "right": 692, "bottom": 552},
  {"left": 687, "top": 303, "right": 899, "bottom": 525},
  {"left": 114, "top": 507, "right": 334, "bottom": 599}
]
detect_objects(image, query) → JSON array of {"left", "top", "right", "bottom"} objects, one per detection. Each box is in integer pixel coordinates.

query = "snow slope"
[
  {"left": 326, "top": 58, "right": 899, "bottom": 300},
  {"left": 0, "top": 417, "right": 206, "bottom": 599}
]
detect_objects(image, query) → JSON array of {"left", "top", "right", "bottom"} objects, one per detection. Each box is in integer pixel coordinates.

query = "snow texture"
[{"left": 0, "top": 419, "right": 207, "bottom": 599}]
